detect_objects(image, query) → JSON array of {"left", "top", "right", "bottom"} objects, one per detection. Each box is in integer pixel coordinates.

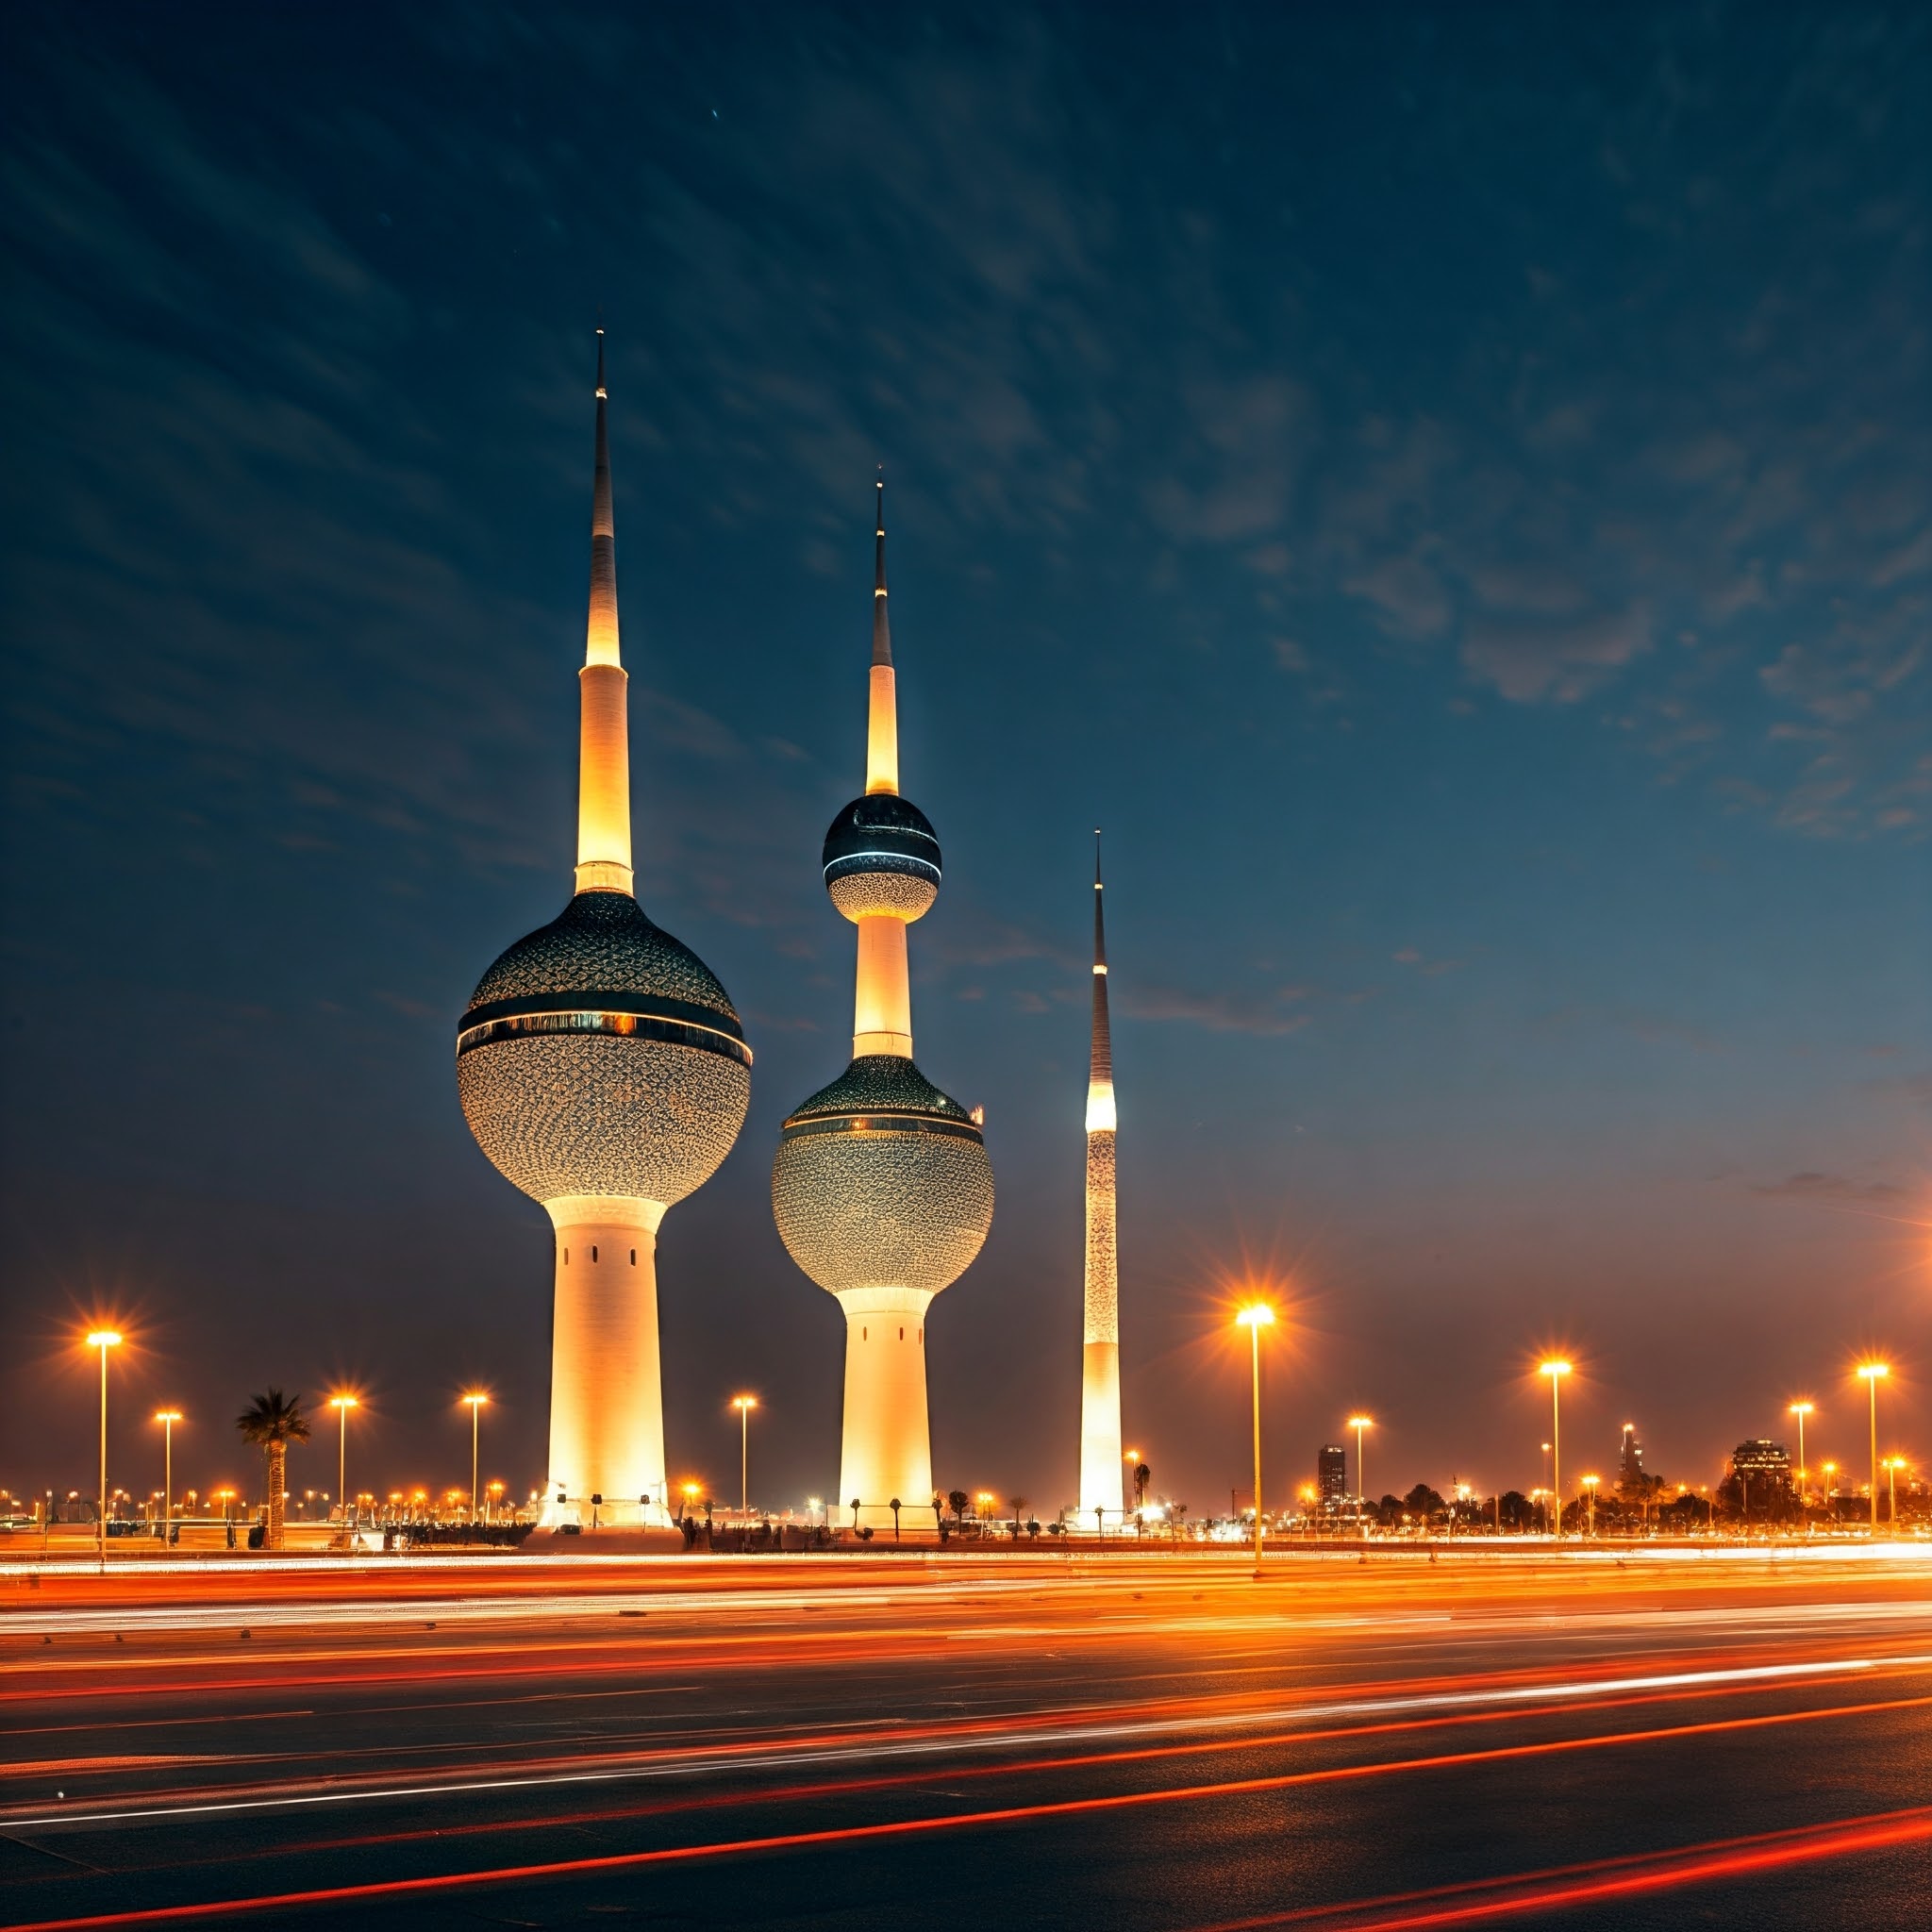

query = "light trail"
[
  {"left": 1186, "top": 1806, "right": 1932, "bottom": 1928},
  {"left": 6, "top": 1677, "right": 1925, "bottom": 1838},
  {"left": 10, "top": 1713, "right": 1932, "bottom": 1930}
]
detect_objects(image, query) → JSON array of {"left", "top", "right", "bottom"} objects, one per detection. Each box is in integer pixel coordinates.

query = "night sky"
[{"left": 3, "top": 5, "right": 1926, "bottom": 1520}]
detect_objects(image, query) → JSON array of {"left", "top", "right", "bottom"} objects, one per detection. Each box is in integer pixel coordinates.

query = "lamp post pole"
[
  {"left": 1348, "top": 1417, "right": 1373, "bottom": 1534},
  {"left": 1236, "top": 1306, "right": 1275, "bottom": 1572},
  {"left": 156, "top": 1411, "right": 181, "bottom": 1548},
  {"left": 1789, "top": 1402, "right": 1812, "bottom": 1532},
  {"left": 1540, "top": 1363, "right": 1571, "bottom": 1540},
  {"left": 462, "top": 1395, "right": 489, "bottom": 1524},
  {"left": 731, "top": 1396, "right": 758, "bottom": 1517},
  {"left": 327, "top": 1396, "right": 358, "bottom": 1540},
  {"left": 86, "top": 1333, "right": 121, "bottom": 1569},
  {"left": 1857, "top": 1365, "right": 1889, "bottom": 1534}
]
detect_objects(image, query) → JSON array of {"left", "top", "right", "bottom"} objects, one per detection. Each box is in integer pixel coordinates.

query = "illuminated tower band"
[
  {"left": 457, "top": 332, "right": 750, "bottom": 1527},
  {"left": 1077, "top": 835, "right": 1124, "bottom": 1521},
  {"left": 772, "top": 476, "right": 994, "bottom": 1528}
]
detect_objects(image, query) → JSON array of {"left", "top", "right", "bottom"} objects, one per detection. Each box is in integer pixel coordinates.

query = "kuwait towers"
[
  {"left": 773, "top": 477, "right": 993, "bottom": 1527},
  {"left": 457, "top": 333, "right": 750, "bottom": 1526},
  {"left": 1077, "top": 837, "right": 1124, "bottom": 1522}
]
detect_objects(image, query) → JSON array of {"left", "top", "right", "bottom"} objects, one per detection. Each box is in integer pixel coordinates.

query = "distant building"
[
  {"left": 1619, "top": 1424, "right": 1644, "bottom": 1487},
  {"left": 1318, "top": 1444, "right": 1348, "bottom": 1507},
  {"left": 1730, "top": 1440, "right": 1790, "bottom": 1486}
]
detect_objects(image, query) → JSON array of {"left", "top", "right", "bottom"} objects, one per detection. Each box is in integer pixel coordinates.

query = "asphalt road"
[{"left": 4, "top": 1546, "right": 1931, "bottom": 1929}]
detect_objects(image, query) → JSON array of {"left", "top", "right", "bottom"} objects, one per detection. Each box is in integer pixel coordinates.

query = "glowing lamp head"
[
  {"left": 327, "top": 1394, "right": 358, "bottom": 1413},
  {"left": 1236, "top": 1304, "right": 1276, "bottom": 1331},
  {"left": 1582, "top": 1474, "right": 1600, "bottom": 1490},
  {"left": 461, "top": 1392, "right": 489, "bottom": 1410},
  {"left": 1347, "top": 1415, "right": 1374, "bottom": 1430},
  {"left": 154, "top": 1409, "right": 182, "bottom": 1425},
  {"left": 1857, "top": 1362, "right": 1890, "bottom": 1382},
  {"left": 1538, "top": 1359, "right": 1572, "bottom": 1378},
  {"left": 86, "top": 1330, "right": 122, "bottom": 1350},
  {"left": 1789, "top": 1400, "right": 1814, "bottom": 1416},
  {"left": 731, "top": 1395, "right": 758, "bottom": 1413}
]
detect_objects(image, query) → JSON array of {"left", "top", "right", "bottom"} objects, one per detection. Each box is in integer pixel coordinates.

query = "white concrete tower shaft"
[
  {"left": 548, "top": 337, "right": 666, "bottom": 1525},
  {"left": 841, "top": 475, "right": 928, "bottom": 1516},
  {"left": 1078, "top": 834, "right": 1124, "bottom": 1521}
]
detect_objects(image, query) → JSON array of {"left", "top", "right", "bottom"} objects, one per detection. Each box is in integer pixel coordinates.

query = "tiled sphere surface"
[
  {"left": 827, "top": 870, "right": 936, "bottom": 922},
  {"left": 467, "top": 891, "right": 739, "bottom": 1021},
  {"left": 773, "top": 1056, "right": 993, "bottom": 1296},
  {"left": 460, "top": 1031, "right": 748, "bottom": 1205},
  {"left": 458, "top": 891, "right": 749, "bottom": 1205}
]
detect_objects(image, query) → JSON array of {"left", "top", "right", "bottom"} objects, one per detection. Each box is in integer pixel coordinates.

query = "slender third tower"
[
  {"left": 772, "top": 477, "right": 994, "bottom": 1529},
  {"left": 457, "top": 333, "right": 751, "bottom": 1525},
  {"left": 1077, "top": 836, "right": 1124, "bottom": 1521}
]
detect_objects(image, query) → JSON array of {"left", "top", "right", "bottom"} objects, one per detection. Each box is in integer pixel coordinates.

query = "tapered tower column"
[
  {"left": 458, "top": 332, "right": 750, "bottom": 1533},
  {"left": 544, "top": 1198, "right": 668, "bottom": 1516},
  {"left": 774, "top": 476, "right": 993, "bottom": 1533},
  {"left": 1078, "top": 837, "right": 1124, "bottom": 1521}
]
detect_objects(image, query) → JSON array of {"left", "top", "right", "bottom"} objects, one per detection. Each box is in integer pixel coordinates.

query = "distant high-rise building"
[
  {"left": 1618, "top": 1422, "right": 1646, "bottom": 1501},
  {"left": 1318, "top": 1444, "right": 1348, "bottom": 1507},
  {"left": 1076, "top": 835, "right": 1123, "bottom": 1524},
  {"left": 771, "top": 476, "right": 995, "bottom": 1528},
  {"left": 1731, "top": 1440, "right": 1790, "bottom": 1485},
  {"left": 457, "top": 333, "right": 751, "bottom": 1526}
]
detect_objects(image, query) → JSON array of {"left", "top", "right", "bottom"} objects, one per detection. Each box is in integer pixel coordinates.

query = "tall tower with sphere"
[
  {"left": 772, "top": 477, "right": 993, "bottom": 1529},
  {"left": 1077, "top": 834, "right": 1124, "bottom": 1522},
  {"left": 457, "top": 332, "right": 750, "bottom": 1526}
]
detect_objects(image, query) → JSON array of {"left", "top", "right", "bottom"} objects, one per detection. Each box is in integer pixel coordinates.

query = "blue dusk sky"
[{"left": 2, "top": 4, "right": 1926, "bottom": 1514}]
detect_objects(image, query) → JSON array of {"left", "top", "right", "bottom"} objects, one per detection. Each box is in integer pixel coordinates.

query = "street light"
[
  {"left": 1539, "top": 1362, "right": 1572, "bottom": 1540},
  {"left": 85, "top": 1331, "right": 122, "bottom": 1566},
  {"left": 154, "top": 1410, "right": 182, "bottom": 1547},
  {"left": 1347, "top": 1416, "right": 1374, "bottom": 1532},
  {"left": 326, "top": 1396, "right": 358, "bottom": 1537},
  {"left": 1788, "top": 1402, "right": 1814, "bottom": 1524},
  {"left": 730, "top": 1395, "right": 758, "bottom": 1517},
  {"left": 1236, "top": 1304, "right": 1276, "bottom": 1571},
  {"left": 461, "top": 1393, "right": 490, "bottom": 1524},
  {"left": 1883, "top": 1457, "right": 1906, "bottom": 1532},
  {"left": 1582, "top": 1474, "right": 1600, "bottom": 1539},
  {"left": 1857, "top": 1363, "right": 1890, "bottom": 1534}
]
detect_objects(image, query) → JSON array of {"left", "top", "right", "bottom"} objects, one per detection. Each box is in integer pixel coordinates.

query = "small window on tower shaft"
[
  {"left": 862, "top": 1326, "right": 868, "bottom": 1341},
  {"left": 591, "top": 1245, "right": 598, "bottom": 1262},
  {"left": 630, "top": 1249, "right": 637, "bottom": 1265},
  {"left": 899, "top": 1326, "right": 904, "bottom": 1341},
  {"left": 563, "top": 1249, "right": 570, "bottom": 1265}
]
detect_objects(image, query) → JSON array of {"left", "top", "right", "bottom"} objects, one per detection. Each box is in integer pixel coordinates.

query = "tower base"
[
  {"left": 834, "top": 1286, "right": 935, "bottom": 1528},
  {"left": 1078, "top": 1338, "right": 1124, "bottom": 1523},
  {"left": 542, "top": 1195, "right": 674, "bottom": 1527}
]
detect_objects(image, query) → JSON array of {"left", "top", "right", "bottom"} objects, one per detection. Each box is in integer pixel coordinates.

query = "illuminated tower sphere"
[
  {"left": 457, "top": 333, "right": 750, "bottom": 1527},
  {"left": 772, "top": 477, "right": 993, "bottom": 1527},
  {"left": 1077, "top": 835, "right": 1124, "bottom": 1522}
]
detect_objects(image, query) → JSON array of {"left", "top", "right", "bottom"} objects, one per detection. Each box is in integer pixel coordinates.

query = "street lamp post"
[
  {"left": 1857, "top": 1364, "right": 1890, "bottom": 1534},
  {"left": 1539, "top": 1363, "right": 1572, "bottom": 1540},
  {"left": 1582, "top": 1474, "right": 1600, "bottom": 1539},
  {"left": 730, "top": 1396, "right": 758, "bottom": 1517},
  {"left": 155, "top": 1410, "right": 182, "bottom": 1547},
  {"left": 1347, "top": 1416, "right": 1374, "bottom": 1533},
  {"left": 1883, "top": 1457, "right": 1905, "bottom": 1532},
  {"left": 461, "top": 1394, "right": 489, "bottom": 1524},
  {"left": 1788, "top": 1401, "right": 1814, "bottom": 1531},
  {"left": 326, "top": 1396, "right": 358, "bottom": 1538},
  {"left": 1236, "top": 1305, "right": 1276, "bottom": 1571},
  {"left": 85, "top": 1332, "right": 122, "bottom": 1566}
]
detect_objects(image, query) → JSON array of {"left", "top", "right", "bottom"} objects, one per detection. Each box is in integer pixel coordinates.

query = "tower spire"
[
  {"left": 1090, "top": 831, "right": 1113, "bottom": 1094},
  {"left": 575, "top": 325, "right": 633, "bottom": 894},
  {"left": 865, "top": 468, "right": 898, "bottom": 795},
  {"left": 1078, "top": 829, "right": 1123, "bottom": 1522}
]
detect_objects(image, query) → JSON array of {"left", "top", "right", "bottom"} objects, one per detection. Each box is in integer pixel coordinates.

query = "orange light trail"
[{"left": 8, "top": 1690, "right": 1929, "bottom": 1919}]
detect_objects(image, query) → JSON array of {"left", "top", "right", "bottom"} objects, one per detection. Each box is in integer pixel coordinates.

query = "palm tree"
[
  {"left": 1134, "top": 1463, "right": 1152, "bottom": 1514},
  {"left": 236, "top": 1391, "right": 310, "bottom": 1552}
]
